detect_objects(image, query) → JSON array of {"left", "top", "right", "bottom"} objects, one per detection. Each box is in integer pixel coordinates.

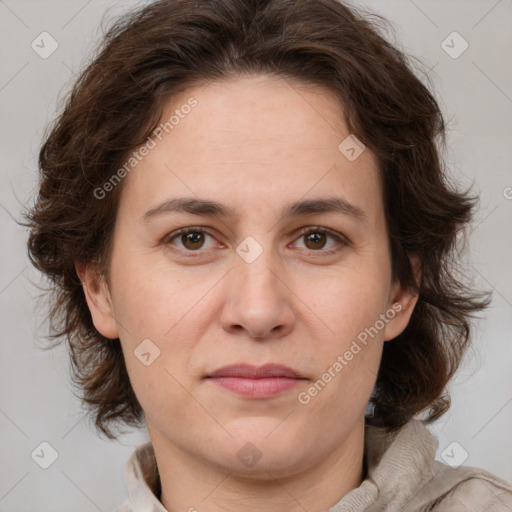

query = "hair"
[{"left": 24, "top": 0, "right": 489, "bottom": 440}]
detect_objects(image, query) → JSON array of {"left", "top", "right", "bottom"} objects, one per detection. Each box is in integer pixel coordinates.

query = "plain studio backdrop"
[{"left": 0, "top": 0, "right": 511, "bottom": 510}]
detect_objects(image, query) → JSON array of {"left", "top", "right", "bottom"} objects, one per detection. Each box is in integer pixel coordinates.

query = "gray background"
[{"left": 1, "top": 0, "right": 511, "bottom": 510}]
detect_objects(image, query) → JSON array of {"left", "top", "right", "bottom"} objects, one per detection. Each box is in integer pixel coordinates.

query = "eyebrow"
[{"left": 140, "top": 196, "right": 368, "bottom": 224}]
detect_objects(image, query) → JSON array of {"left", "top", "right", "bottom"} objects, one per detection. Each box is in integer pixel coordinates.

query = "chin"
[{"left": 210, "top": 419, "right": 316, "bottom": 477}]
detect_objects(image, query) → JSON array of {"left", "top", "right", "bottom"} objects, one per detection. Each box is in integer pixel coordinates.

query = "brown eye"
[
  {"left": 303, "top": 232, "right": 328, "bottom": 250},
  {"left": 181, "top": 231, "right": 205, "bottom": 250},
  {"left": 292, "top": 227, "right": 348, "bottom": 255},
  {"left": 165, "top": 228, "right": 217, "bottom": 253}
]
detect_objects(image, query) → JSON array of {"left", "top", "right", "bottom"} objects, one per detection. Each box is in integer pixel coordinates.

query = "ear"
[
  {"left": 383, "top": 256, "right": 421, "bottom": 342},
  {"left": 75, "top": 261, "right": 119, "bottom": 339}
]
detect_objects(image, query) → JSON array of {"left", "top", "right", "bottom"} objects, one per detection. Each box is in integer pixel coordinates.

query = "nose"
[{"left": 219, "top": 248, "right": 295, "bottom": 340}]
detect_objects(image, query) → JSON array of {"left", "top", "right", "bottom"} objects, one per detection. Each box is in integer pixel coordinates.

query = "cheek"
[
  {"left": 291, "top": 264, "right": 390, "bottom": 400},
  {"left": 110, "top": 253, "right": 192, "bottom": 337},
  {"left": 296, "top": 265, "right": 391, "bottom": 340},
  {"left": 111, "top": 257, "right": 208, "bottom": 382},
  {"left": 115, "top": 269, "right": 197, "bottom": 421},
  {"left": 299, "top": 278, "right": 386, "bottom": 416}
]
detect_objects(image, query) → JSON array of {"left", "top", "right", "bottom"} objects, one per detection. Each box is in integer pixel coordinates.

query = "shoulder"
[
  {"left": 363, "top": 420, "right": 512, "bottom": 512},
  {"left": 424, "top": 463, "right": 512, "bottom": 511}
]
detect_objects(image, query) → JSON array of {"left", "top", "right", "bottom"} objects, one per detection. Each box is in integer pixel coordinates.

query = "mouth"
[{"left": 205, "top": 363, "right": 308, "bottom": 399}]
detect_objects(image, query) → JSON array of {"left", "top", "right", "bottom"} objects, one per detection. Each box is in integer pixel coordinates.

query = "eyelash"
[{"left": 162, "top": 226, "right": 349, "bottom": 258}]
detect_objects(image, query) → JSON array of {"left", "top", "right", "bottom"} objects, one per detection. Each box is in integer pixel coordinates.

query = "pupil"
[
  {"left": 306, "top": 232, "right": 325, "bottom": 249},
  {"left": 184, "top": 232, "right": 204, "bottom": 249}
]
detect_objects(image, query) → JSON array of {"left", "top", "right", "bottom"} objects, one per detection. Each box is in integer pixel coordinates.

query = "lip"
[
  {"left": 205, "top": 364, "right": 307, "bottom": 399},
  {"left": 207, "top": 363, "right": 304, "bottom": 379}
]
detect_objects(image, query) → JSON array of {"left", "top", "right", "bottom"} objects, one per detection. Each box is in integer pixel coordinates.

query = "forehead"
[{"left": 117, "top": 74, "right": 382, "bottom": 224}]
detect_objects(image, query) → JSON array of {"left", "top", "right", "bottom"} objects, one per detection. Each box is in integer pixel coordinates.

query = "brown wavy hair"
[{"left": 24, "top": 0, "right": 489, "bottom": 440}]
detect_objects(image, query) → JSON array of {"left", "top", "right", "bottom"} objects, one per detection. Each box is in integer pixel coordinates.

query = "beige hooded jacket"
[{"left": 114, "top": 419, "right": 512, "bottom": 511}]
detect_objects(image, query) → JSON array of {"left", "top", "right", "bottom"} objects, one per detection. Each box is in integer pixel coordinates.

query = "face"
[{"left": 81, "top": 74, "right": 417, "bottom": 478}]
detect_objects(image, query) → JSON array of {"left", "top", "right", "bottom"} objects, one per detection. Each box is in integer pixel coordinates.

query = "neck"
[{"left": 149, "top": 423, "right": 365, "bottom": 512}]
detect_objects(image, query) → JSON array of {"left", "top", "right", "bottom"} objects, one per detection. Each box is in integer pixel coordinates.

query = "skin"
[{"left": 78, "top": 74, "right": 418, "bottom": 512}]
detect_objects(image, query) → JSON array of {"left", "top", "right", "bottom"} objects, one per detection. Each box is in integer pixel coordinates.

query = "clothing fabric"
[{"left": 113, "top": 419, "right": 512, "bottom": 511}]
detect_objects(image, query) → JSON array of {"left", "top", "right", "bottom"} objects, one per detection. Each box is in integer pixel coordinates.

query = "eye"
[
  {"left": 163, "top": 227, "right": 219, "bottom": 253},
  {"left": 292, "top": 226, "right": 348, "bottom": 255},
  {"left": 163, "top": 225, "right": 349, "bottom": 257}
]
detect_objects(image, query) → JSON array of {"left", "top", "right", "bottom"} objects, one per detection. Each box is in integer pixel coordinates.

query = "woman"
[{"left": 25, "top": 0, "right": 512, "bottom": 510}]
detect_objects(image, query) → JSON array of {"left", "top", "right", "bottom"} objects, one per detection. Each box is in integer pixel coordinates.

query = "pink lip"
[{"left": 206, "top": 364, "right": 307, "bottom": 399}]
